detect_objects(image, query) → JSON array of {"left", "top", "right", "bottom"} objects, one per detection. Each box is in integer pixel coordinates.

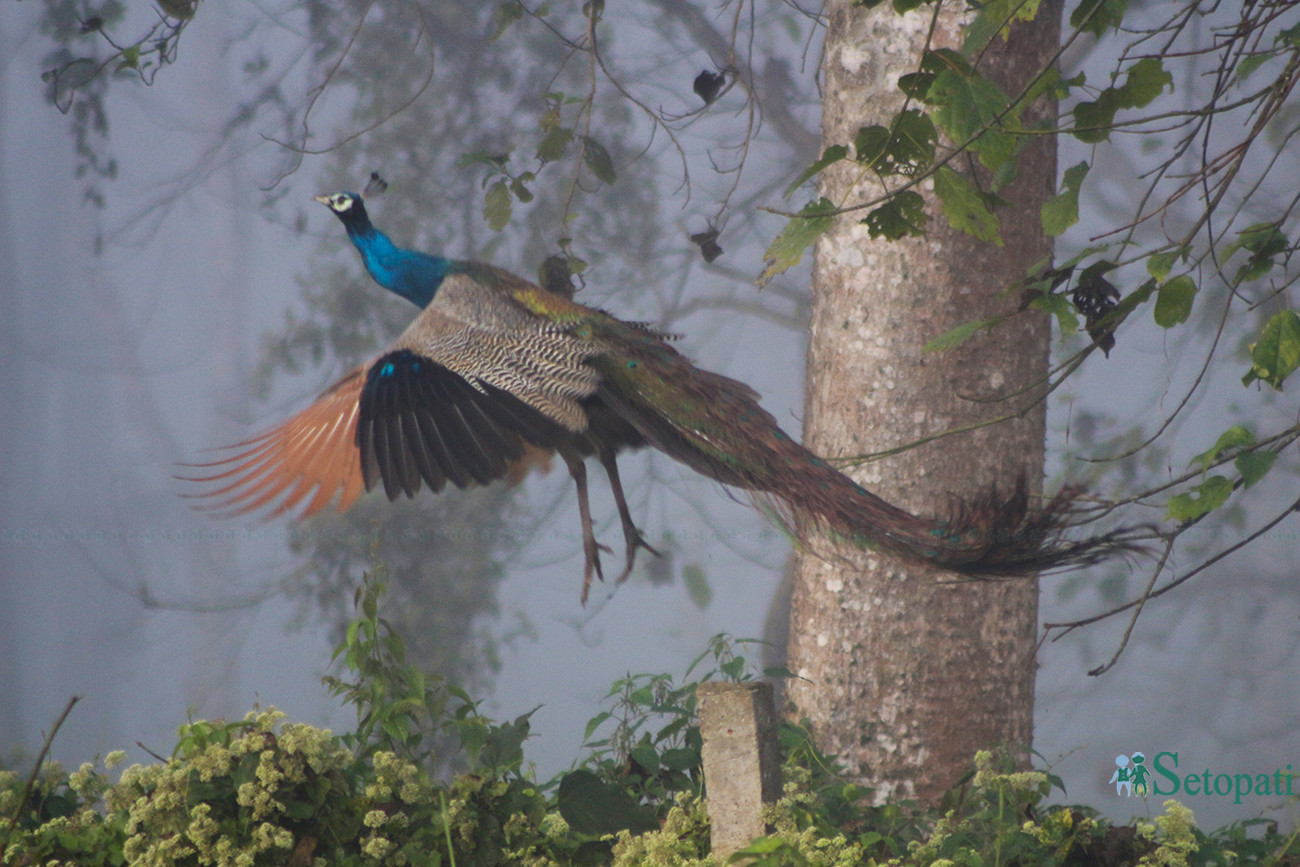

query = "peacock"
[{"left": 186, "top": 187, "right": 1127, "bottom": 601}]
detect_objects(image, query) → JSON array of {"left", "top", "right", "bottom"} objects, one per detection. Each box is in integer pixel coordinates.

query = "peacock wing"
[
  {"left": 182, "top": 359, "right": 561, "bottom": 519},
  {"left": 180, "top": 366, "right": 369, "bottom": 518},
  {"left": 415, "top": 273, "right": 605, "bottom": 432},
  {"left": 356, "top": 347, "right": 574, "bottom": 501}
]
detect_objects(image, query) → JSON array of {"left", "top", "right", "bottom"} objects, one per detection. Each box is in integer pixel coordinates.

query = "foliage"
[
  {"left": 2, "top": 583, "right": 1298, "bottom": 866},
  {"left": 0, "top": 707, "right": 567, "bottom": 867},
  {"left": 6, "top": 715, "right": 1297, "bottom": 867},
  {"left": 575, "top": 635, "right": 784, "bottom": 818},
  {"left": 283, "top": 495, "right": 525, "bottom": 698},
  {"left": 321, "top": 573, "right": 494, "bottom": 772},
  {"left": 36, "top": 0, "right": 197, "bottom": 206}
]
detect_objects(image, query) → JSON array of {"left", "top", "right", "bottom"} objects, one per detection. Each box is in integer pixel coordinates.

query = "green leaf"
[
  {"left": 1070, "top": 0, "right": 1127, "bottom": 35},
  {"left": 1031, "top": 290, "right": 1079, "bottom": 334},
  {"left": 1226, "top": 222, "right": 1288, "bottom": 283},
  {"left": 736, "top": 837, "right": 793, "bottom": 856},
  {"left": 1146, "top": 249, "right": 1181, "bottom": 282},
  {"left": 934, "top": 166, "right": 1001, "bottom": 244},
  {"left": 483, "top": 179, "right": 512, "bottom": 231},
  {"left": 898, "top": 71, "right": 935, "bottom": 99},
  {"left": 1236, "top": 451, "right": 1277, "bottom": 488},
  {"left": 1041, "top": 161, "right": 1089, "bottom": 236},
  {"left": 581, "top": 136, "right": 616, "bottom": 184},
  {"left": 582, "top": 710, "right": 612, "bottom": 742},
  {"left": 1243, "top": 310, "right": 1300, "bottom": 389},
  {"left": 1190, "top": 425, "right": 1254, "bottom": 474},
  {"left": 758, "top": 198, "right": 835, "bottom": 287},
  {"left": 491, "top": 2, "right": 524, "bottom": 40},
  {"left": 538, "top": 104, "right": 562, "bottom": 132},
  {"left": 888, "top": 110, "right": 937, "bottom": 176},
  {"left": 919, "top": 48, "right": 973, "bottom": 80},
  {"left": 1167, "top": 476, "right": 1233, "bottom": 522},
  {"left": 629, "top": 743, "right": 659, "bottom": 772},
  {"left": 1116, "top": 57, "right": 1173, "bottom": 108},
  {"left": 990, "top": 155, "right": 1019, "bottom": 192},
  {"left": 1235, "top": 52, "right": 1272, "bottom": 84},
  {"left": 536, "top": 126, "right": 573, "bottom": 162},
  {"left": 1153, "top": 274, "right": 1196, "bottom": 328},
  {"left": 458, "top": 150, "right": 511, "bottom": 171},
  {"left": 930, "top": 65, "right": 1018, "bottom": 170},
  {"left": 854, "top": 112, "right": 934, "bottom": 176},
  {"left": 476, "top": 710, "right": 533, "bottom": 773},
  {"left": 1072, "top": 90, "right": 1120, "bottom": 143},
  {"left": 853, "top": 125, "right": 891, "bottom": 168},
  {"left": 659, "top": 747, "right": 699, "bottom": 772},
  {"left": 1023, "top": 67, "right": 1066, "bottom": 107},
  {"left": 720, "top": 655, "right": 746, "bottom": 681},
  {"left": 557, "top": 771, "right": 659, "bottom": 836},
  {"left": 682, "top": 563, "right": 712, "bottom": 609},
  {"left": 924, "top": 316, "right": 1005, "bottom": 352},
  {"left": 862, "top": 190, "right": 926, "bottom": 240},
  {"left": 118, "top": 44, "right": 140, "bottom": 71},
  {"left": 510, "top": 172, "right": 535, "bottom": 203},
  {"left": 784, "top": 144, "right": 848, "bottom": 198},
  {"left": 963, "top": 0, "right": 1042, "bottom": 52}
]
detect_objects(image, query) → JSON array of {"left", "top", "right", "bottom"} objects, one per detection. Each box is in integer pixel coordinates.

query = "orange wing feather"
[
  {"left": 182, "top": 367, "right": 368, "bottom": 518},
  {"left": 182, "top": 366, "right": 554, "bottom": 519}
]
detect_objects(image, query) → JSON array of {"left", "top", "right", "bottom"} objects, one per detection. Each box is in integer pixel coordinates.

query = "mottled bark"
[{"left": 786, "top": 0, "right": 1061, "bottom": 802}]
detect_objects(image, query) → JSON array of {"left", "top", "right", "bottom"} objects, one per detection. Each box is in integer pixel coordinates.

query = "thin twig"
[{"left": 0, "top": 696, "right": 82, "bottom": 864}]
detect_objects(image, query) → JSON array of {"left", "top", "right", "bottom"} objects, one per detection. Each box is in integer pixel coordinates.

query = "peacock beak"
[{"left": 313, "top": 195, "right": 332, "bottom": 206}]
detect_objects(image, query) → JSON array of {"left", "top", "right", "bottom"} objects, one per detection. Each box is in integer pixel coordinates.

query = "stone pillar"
[{"left": 697, "top": 681, "right": 782, "bottom": 858}]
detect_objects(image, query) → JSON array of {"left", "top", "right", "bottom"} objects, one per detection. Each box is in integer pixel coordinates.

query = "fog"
[{"left": 2, "top": 0, "right": 1298, "bottom": 833}]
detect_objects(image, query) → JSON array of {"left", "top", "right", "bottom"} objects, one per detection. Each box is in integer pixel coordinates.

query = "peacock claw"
[
  {"left": 579, "top": 539, "right": 606, "bottom": 606},
  {"left": 612, "top": 525, "right": 660, "bottom": 585},
  {"left": 598, "top": 447, "right": 663, "bottom": 585}
]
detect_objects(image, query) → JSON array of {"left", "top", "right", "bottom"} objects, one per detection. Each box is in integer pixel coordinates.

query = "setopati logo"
[
  {"left": 1108, "top": 752, "right": 1152, "bottom": 796},
  {"left": 1109, "top": 751, "right": 1295, "bottom": 804}
]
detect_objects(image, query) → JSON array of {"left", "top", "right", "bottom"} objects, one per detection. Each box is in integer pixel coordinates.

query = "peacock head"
[
  {"left": 314, "top": 191, "right": 371, "bottom": 234},
  {"left": 315, "top": 191, "right": 360, "bottom": 213}
]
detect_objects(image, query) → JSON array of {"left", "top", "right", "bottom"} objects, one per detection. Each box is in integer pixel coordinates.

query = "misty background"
[{"left": 2, "top": 0, "right": 1298, "bottom": 830}]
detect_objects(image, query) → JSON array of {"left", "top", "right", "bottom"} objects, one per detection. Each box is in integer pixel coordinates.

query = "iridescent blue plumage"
[{"left": 314, "top": 191, "right": 453, "bottom": 308}]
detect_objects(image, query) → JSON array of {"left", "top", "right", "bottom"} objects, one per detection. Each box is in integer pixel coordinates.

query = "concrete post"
[{"left": 697, "top": 681, "right": 782, "bottom": 859}]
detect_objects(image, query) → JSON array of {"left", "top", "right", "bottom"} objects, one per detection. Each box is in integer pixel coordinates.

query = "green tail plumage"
[{"left": 589, "top": 315, "right": 1125, "bottom": 576}]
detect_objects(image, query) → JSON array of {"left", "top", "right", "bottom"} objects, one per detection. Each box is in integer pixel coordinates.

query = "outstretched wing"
[
  {"left": 357, "top": 349, "right": 570, "bottom": 499},
  {"left": 181, "top": 367, "right": 369, "bottom": 518},
  {"left": 183, "top": 354, "right": 566, "bottom": 518}
]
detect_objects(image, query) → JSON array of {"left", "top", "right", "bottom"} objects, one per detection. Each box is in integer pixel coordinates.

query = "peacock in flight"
[{"left": 186, "top": 184, "right": 1127, "bottom": 601}]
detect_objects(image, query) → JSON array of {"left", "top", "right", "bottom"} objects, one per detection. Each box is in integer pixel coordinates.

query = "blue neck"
[{"left": 343, "top": 219, "right": 448, "bottom": 309}]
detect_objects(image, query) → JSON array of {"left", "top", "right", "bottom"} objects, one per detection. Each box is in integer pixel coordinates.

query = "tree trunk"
[{"left": 786, "top": 0, "right": 1061, "bottom": 802}]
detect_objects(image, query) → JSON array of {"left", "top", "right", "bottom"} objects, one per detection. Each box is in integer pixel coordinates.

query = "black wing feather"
[{"left": 358, "top": 349, "right": 574, "bottom": 497}]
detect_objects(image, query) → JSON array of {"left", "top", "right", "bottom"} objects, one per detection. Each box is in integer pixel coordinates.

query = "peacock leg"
[
  {"left": 559, "top": 446, "right": 609, "bottom": 604},
  {"left": 597, "top": 446, "right": 661, "bottom": 583}
]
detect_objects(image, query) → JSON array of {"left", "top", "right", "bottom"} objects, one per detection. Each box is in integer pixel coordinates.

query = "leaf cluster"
[
  {"left": 37, "top": 0, "right": 197, "bottom": 206},
  {"left": 4, "top": 584, "right": 1300, "bottom": 866}
]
